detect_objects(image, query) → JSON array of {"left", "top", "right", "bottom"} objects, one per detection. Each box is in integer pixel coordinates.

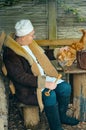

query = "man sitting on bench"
[{"left": 3, "top": 19, "right": 79, "bottom": 130}]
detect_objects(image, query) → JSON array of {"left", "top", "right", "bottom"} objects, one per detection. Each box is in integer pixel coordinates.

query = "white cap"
[{"left": 15, "top": 19, "right": 34, "bottom": 37}]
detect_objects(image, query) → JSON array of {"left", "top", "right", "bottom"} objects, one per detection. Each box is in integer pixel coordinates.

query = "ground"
[{"left": 8, "top": 95, "right": 86, "bottom": 130}]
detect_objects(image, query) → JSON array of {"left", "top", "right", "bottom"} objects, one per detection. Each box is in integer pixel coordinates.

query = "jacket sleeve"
[{"left": 3, "top": 48, "right": 37, "bottom": 88}]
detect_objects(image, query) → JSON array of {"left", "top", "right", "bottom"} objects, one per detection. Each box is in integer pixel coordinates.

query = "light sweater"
[{"left": 22, "top": 45, "right": 64, "bottom": 84}]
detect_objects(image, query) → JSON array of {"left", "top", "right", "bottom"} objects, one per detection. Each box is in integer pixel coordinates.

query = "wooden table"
[{"left": 63, "top": 63, "right": 86, "bottom": 121}]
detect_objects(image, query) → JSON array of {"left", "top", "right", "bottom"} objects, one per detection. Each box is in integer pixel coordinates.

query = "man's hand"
[{"left": 45, "top": 81, "right": 57, "bottom": 90}]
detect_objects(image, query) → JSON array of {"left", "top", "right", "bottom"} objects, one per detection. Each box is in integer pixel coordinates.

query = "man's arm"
[{"left": 3, "top": 47, "right": 37, "bottom": 87}]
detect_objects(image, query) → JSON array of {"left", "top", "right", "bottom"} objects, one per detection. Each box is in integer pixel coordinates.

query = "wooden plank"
[
  {"left": 36, "top": 38, "right": 79, "bottom": 46},
  {"left": 51, "top": 60, "right": 62, "bottom": 71},
  {"left": 64, "top": 63, "right": 86, "bottom": 74}
]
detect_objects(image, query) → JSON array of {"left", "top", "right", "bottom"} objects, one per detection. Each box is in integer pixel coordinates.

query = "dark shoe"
[
  {"left": 58, "top": 96, "right": 79, "bottom": 126},
  {"left": 60, "top": 114, "right": 79, "bottom": 125},
  {"left": 44, "top": 104, "right": 64, "bottom": 130}
]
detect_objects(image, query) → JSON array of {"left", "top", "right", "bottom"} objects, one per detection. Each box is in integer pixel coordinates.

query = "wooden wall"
[
  {"left": 57, "top": 0, "right": 86, "bottom": 39},
  {"left": 0, "top": 0, "right": 86, "bottom": 40},
  {"left": 0, "top": 0, "right": 48, "bottom": 39}
]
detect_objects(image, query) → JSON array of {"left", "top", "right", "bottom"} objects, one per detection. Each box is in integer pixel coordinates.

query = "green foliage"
[
  {"left": 65, "top": 7, "right": 85, "bottom": 22},
  {"left": 57, "top": 0, "right": 86, "bottom": 22}
]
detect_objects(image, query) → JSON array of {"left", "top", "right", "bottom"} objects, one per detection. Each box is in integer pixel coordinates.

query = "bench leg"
[
  {"left": 23, "top": 106, "right": 40, "bottom": 128},
  {"left": 73, "top": 74, "right": 86, "bottom": 121}
]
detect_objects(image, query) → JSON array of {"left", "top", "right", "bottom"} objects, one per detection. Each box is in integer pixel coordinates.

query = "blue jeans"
[{"left": 42, "top": 81, "right": 71, "bottom": 106}]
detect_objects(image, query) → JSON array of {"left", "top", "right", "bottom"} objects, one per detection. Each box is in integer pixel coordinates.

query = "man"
[{"left": 3, "top": 19, "right": 79, "bottom": 130}]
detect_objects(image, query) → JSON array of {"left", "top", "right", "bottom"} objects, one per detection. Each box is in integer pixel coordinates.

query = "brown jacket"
[{"left": 3, "top": 35, "right": 56, "bottom": 106}]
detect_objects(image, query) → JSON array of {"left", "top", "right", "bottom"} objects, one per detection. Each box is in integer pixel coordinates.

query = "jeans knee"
[
  {"left": 42, "top": 88, "right": 57, "bottom": 106},
  {"left": 55, "top": 81, "right": 71, "bottom": 96}
]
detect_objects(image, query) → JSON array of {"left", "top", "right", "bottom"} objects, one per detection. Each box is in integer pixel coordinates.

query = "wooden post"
[
  {"left": 64, "top": 64, "right": 86, "bottom": 121},
  {"left": 23, "top": 106, "right": 40, "bottom": 128},
  {"left": 73, "top": 73, "right": 86, "bottom": 121},
  {"left": 48, "top": 0, "right": 57, "bottom": 40},
  {"left": 0, "top": 78, "right": 8, "bottom": 130}
]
